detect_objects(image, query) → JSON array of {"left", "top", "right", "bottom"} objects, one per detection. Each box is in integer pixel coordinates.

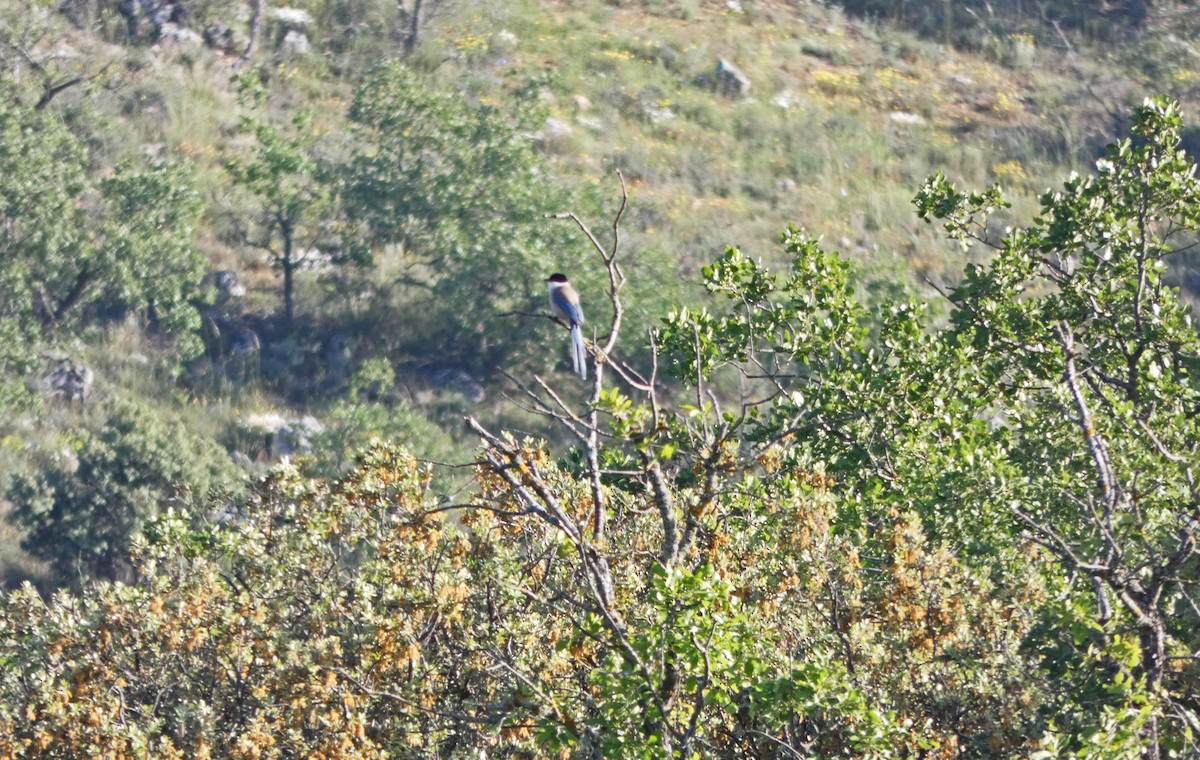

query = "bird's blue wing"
[{"left": 551, "top": 288, "right": 585, "bottom": 326}]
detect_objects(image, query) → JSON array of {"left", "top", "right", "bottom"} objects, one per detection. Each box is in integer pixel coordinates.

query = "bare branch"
[
  {"left": 646, "top": 458, "right": 678, "bottom": 566},
  {"left": 1137, "top": 417, "right": 1196, "bottom": 467},
  {"left": 748, "top": 729, "right": 807, "bottom": 759},
  {"left": 420, "top": 501, "right": 539, "bottom": 519},
  {"left": 327, "top": 667, "right": 491, "bottom": 725},
  {"left": 496, "top": 368, "right": 586, "bottom": 442},
  {"left": 679, "top": 625, "right": 716, "bottom": 753},
  {"left": 647, "top": 329, "right": 662, "bottom": 438},
  {"left": 1058, "top": 324, "right": 1119, "bottom": 515},
  {"left": 464, "top": 416, "right": 580, "bottom": 542},
  {"left": 678, "top": 437, "right": 723, "bottom": 562}
]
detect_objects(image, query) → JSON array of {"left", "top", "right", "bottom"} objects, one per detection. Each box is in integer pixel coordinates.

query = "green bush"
[{"left": 6, "top": 401, "right": 241, "bottom": 584}]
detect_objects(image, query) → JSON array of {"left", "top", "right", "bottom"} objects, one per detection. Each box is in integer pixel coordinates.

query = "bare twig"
[
  {"left": 464, "top": 416, "right": 579, "bottom": 541},
  {"left": 327, "top": 667, "right": 491, "bottom": 725}
]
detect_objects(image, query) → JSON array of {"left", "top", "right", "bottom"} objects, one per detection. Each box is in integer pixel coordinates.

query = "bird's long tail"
[{"left": 570, "top": 324, "right": 587, "bottom": 380}]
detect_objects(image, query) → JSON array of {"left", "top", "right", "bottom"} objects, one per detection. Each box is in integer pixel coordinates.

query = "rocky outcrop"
[
  {"left": 118, "top": 0, "right": 187, "bottom": 41},
  {"left": 40, "top": 362, "right": 95, "bottom": 404}
]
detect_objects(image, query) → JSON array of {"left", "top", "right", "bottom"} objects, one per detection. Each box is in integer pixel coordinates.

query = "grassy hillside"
[
  {"left": 426, "top": 1, "right": 1191, "bottom": 275},
  {"left": 0, "top": 0, "right": 1197, "bottom": 588}
]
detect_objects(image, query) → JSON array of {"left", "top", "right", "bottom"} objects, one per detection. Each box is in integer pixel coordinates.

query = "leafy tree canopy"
[
  {"left": 0, "top": 85, "right": 208, "bottom": 345},
  {"left": 341, "top": 62, "right": 583, "bottom": 372}
]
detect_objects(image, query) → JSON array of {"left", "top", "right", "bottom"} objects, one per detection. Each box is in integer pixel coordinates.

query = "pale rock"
[
  {"left": 269, "top": 7, "right": 313, "bottom": 28},
  {"left": 889, "top": 111, "right": 925, "bottom": 125},
  {"left": 281, "top": 30, "right": 310, "bottom": 55}
]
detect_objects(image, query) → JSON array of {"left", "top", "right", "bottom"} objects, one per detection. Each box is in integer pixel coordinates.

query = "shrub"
[{"left": 7, "top": 401, "right": 241, "bottom": 584}]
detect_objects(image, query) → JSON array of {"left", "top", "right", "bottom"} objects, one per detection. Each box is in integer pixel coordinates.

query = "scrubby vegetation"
[
  {"left": 2, "top": 98, "right": 1199, "bottom": 757},
  {"left": 0, "top": 0, "right": 1198, "bottom": 756}
]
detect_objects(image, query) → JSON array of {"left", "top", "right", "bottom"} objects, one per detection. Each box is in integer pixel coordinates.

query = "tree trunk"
[
  {"left": 240, "top": 0, "right": 266, "bottom": 65},
  {"left": 46, "top": 267, "right": 94, "bottom": 329},
  {"left": 281, "top": 218, "right": 295, "bottom": 329},
  {"left": 1136, "top": 603, "right": 1166, "bottom": 759},
  {"left": 402, "top": 0, "right": 423, "bottom": 57}
]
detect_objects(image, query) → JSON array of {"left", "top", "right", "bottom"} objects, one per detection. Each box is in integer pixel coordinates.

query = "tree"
[
  {"left": 0, "top": 83, "right": 89, "bottom": 333},
  {"left": 238, "top": 0, "right": 265, "bottom": 65},
  {"left": 0, "top": 181, "right": 1048, "bottom": 758},
  {"left": 98, "top": 160, "right": 209, "bottom": 339},
  {"left": 0, "top": 88, "right": 209, "bottom": 341},
  {"left": 912, "top": 95, "right": 1200, "bottom": 755},
  {"left": 0, "top": 2, "right": 121, "bottom": 110},
  {"left": 341, "top": 62, "right": 580, "bottom": 371},
  {"left": 396, "top": 0, "right": 456, "bottom": 57},
  {"left": 227, "top": 76, "right": 346, "bottom": 330},
  {"left": 317, "top": 0, "right": 455, "bottom": 68}
]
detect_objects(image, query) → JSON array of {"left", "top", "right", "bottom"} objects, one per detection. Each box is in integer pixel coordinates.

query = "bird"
[{"left": 546, "top": 273, "right": 587, "bottom": 380}]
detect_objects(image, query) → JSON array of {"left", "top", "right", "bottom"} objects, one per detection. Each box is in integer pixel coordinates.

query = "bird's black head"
[{"left": 546, "top": 273, "right": 569, "bottom": 283}]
